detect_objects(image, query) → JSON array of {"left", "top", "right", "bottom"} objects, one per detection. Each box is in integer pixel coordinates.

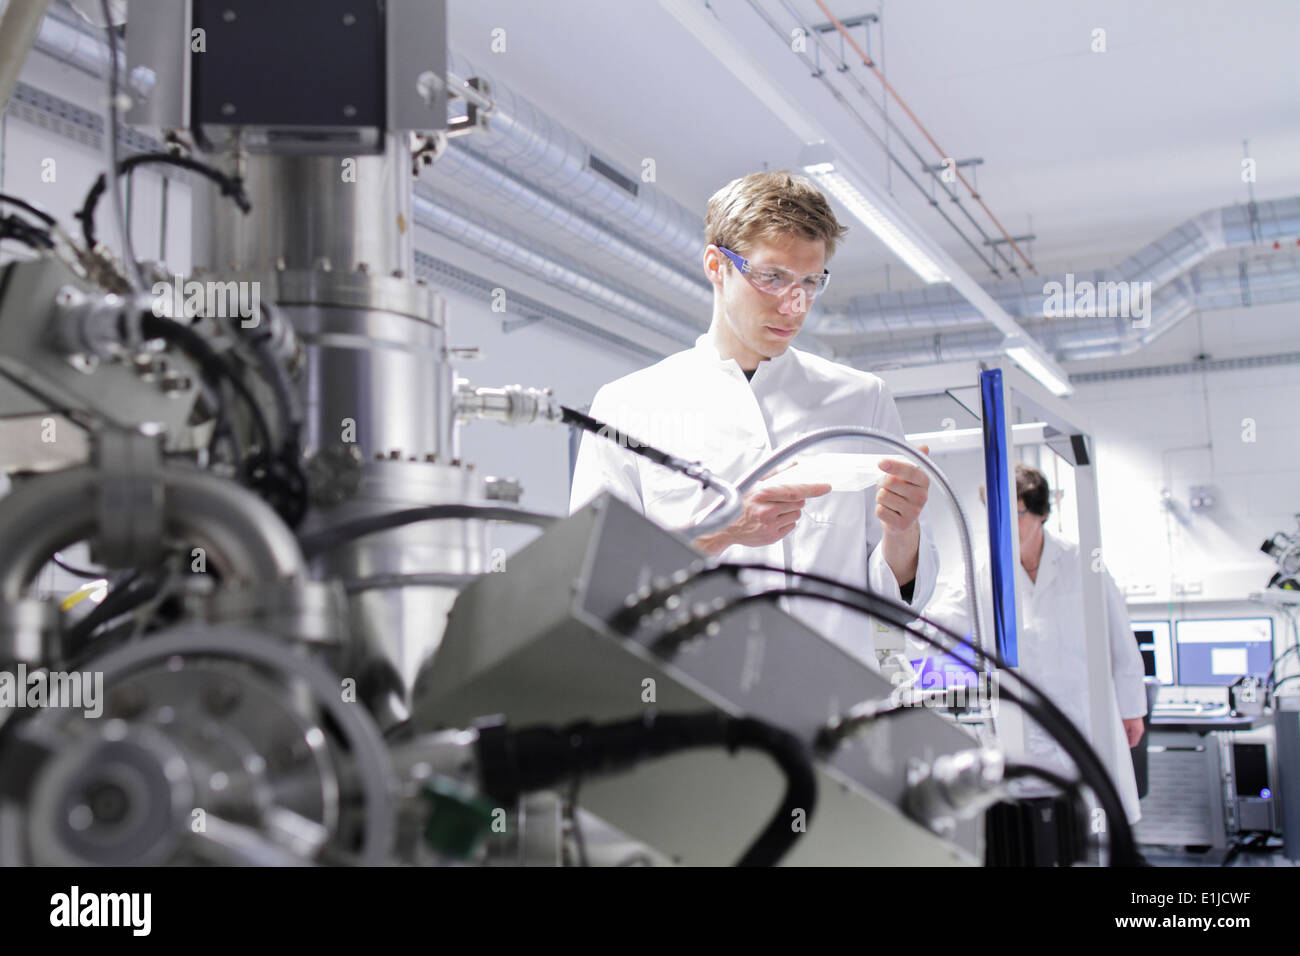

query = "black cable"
[
  {"left": 474, "top": 711, "right": 816, "bottom": 867},
  {"left": 1266, "top": 644, "right": 1299, "bottom": 687},
  {"left": 0, "top": 192, "right": 57, "bottom": 227},
  {"left": 138, "top": 306, "right": 304, "bottom": 525},
  {"left": 0, "top": 214, "right": 55, "bottom": 250},
  {"left": 50, "top": 553, "right": 108, "bottom": 580},
  {"left": 206, "top": 378, "right": 240, "bottom": 462},
  {"left": 566, "top": 778, "right": 590, "bottom": 868},
  {"left": 560, "top": 405, "right": 733, "bottom": 500},
  {"left": 1273, "top": 675, "right": 1300, "bottom": 696},
  {"left": 59, "top": 568, "right": 161, "bottom": 661},
  {"left": 135, "top": 311, "right": 309, "bottom": 525},
  {"left": 668, "top": 574, "right": 1140, "bottom": 866},
  {"left": 235, "top": 302, "right": 309, "bottom": 526},
  {"left": 139, "top": 312, "right": 273, "bottom": 456},
  {"left": 561, "top": 405, "right": 694, "bottom": 473},
  {"left": 77, "top": 152, "right": 251, "bottom": 248},
  {"left": 298, "top": 504, "right": 558, "bottom": 558}
]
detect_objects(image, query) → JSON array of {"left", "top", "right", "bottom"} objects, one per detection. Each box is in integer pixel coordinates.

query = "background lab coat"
[
  {"left": 925, "top": 526, "right": 1148, "bottom": 824},
  {"left": 569, "top": 331, "right": 940, "bottom": 668}
]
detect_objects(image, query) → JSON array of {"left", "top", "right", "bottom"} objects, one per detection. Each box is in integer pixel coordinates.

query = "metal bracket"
[
  {"left": 445, "top": 74, "right": 493, "bottom": 139},
  {"left": 89, "top": 428, "right": 165, "bottom": 569},
  {"left": 501, "top": 314, "right": 543, "bottom": 334}
]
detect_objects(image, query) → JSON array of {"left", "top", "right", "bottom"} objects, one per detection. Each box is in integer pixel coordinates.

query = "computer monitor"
[
  {"left": 1131, "top": 620, "right": 1174, "bottom": 684},
  {"left": 1175, "top": 618, "right": 1275, "bottom": 687}
]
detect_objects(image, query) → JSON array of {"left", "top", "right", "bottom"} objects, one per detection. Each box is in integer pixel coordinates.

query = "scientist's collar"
[{"left": 693, "top": 329, "right": 796, "bottom": 380}]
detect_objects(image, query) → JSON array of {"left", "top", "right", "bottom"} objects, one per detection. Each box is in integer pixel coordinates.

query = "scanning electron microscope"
[{"left": 0, "top": 1, "right": 1091, "bottom": 866}]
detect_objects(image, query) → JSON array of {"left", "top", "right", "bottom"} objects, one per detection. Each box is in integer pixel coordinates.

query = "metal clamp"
[{"left": 90, "top": 428, "right": 165, "bottom": 569}]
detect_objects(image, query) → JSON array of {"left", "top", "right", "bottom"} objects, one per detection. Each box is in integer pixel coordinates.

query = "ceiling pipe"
[
  {"left": 843, "top": 253, "right": 1300, "bottom": 368},
  {"left": 0, "top": 0, "right": 54, "bottom": 111},
  {"left": 447, "top": 53, "right": 707, "bottom": 274},
  {"left": 818, "top": 196, "right": 1300, "bottom": 339},
  {"left": 411, "top": 185, "right": 702, "bottom": 347},
  {"left": 428, "top": 141, "right": 712, "bottom": 310}
]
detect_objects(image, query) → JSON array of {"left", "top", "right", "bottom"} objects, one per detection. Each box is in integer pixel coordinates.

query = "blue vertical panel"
[{"left": 980, "top": 369, "right": 1019, "bottom": 666}]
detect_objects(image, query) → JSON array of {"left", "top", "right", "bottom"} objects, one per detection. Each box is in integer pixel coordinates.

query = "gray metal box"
[{"left": 412, "top": 493, "right": 981, "bottom": 865}]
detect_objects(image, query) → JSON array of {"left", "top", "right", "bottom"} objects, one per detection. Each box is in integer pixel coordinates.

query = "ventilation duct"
[
  {"left": 843, "top": 252, "right": 1300, "bottom": 368},
  {"left": 411, "top": 186, "right": 701, "bottom": 346},
  {"left": 818, "top": 197, "right": 1300, "bottom": 339},
  {"left": 427, "top": 140, "right": 711, "bottom": 309},
  {"left": 446, "top": 54, "right": 706, "bottom": 273}
]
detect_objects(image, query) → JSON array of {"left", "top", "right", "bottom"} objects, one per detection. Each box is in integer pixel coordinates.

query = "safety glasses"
[{"left": 715, "top": 245, "right": 831, "bottom": 299}]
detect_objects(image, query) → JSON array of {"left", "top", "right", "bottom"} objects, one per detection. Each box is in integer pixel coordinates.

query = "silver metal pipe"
[
  {"left": 411, "top": 186, "right": 701, "bottom": 345},
  {"left": 0, "top": 0, "right": 53, "bottom": 112},
  {"left": 691, "top": 426, "right": 987, "bottom": 666},
  {"left": 843, "top": 251, "right": 1300, "bottom": 367},
  {"left": 448, "top": 53, "right": 706, "bottom": 269},
  {"left": 0, "top": 464, "right": 305, "bottom": 602},
  {"left": 819, "top": 196, "right": 1300, "bottom": 339},
  {"left": 188, "top": 815, "right": 318, "bottom": 867},
  {"left": 428, "top": 144, "right": 712, "bottom": 309},
  {"left": 29, "top": 2, "right": 117, "bottom": 77},
  {"left": 193, "top": 135, "right": 414, "bottom": 277}
]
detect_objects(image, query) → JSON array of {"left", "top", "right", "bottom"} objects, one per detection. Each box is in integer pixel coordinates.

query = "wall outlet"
[
  {"left": 1125, "top": 582, "right": 1157, "bottom": 596},
  {"left": 1174, "top": 580, "right": 1204, "bottom": 595}
]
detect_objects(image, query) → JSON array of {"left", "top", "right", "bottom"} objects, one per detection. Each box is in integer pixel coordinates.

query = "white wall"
[
  {"left": 1067, "top": 301, "right": 1300, "bottom": 606},
  {"left": 1065, "top": 301, "right": 1300, "bottom": 682},
  {"left": 447, "top": 284, "right": 647, "bottom": 512}
]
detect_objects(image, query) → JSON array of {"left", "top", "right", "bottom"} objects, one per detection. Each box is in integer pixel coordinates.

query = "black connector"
[{"left": 473, "top": 711, "right": 817, "bottom": 867}]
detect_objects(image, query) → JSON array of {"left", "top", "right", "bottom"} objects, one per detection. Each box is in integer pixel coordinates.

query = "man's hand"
[
  {"left": 876, "top": 444, "right": 931, "bottom": 587},
  {"left": 694, "top": 481, "right": 831, "bottom": 556},
  {"left": 1124, "top": 717, "right": 1145, "bottom": 749}
]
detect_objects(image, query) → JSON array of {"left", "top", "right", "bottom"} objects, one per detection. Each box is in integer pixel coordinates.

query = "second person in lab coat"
[
  {"left": 925, "top": 464, "right": 1148, "bottom": 824},
  {"left": 569, "top": 170, "right": 940, "bottom": 666}
]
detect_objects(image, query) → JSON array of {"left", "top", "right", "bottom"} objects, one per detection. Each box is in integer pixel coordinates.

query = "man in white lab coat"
[
  {"left": 926, "top": 464, "right": 1148, "bottom": 824},
  {"left": 569, "top": 171, "right": 940, "bottom": 665}
]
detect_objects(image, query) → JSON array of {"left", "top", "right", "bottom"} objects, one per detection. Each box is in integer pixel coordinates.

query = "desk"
[{"left": 1152, "top": 714, "right": 1272, "bottom": 732}]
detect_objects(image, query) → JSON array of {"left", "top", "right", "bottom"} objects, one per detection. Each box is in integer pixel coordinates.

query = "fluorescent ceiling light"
[
  {"left": 803, "top": 159, "right": 950, "bottom": 284},
  {"left": 1003, "top": 338, "right": 1073, "bottom": 397},
  {"left": 660, "top": 3, "right": 1043, "bottom": 349}
]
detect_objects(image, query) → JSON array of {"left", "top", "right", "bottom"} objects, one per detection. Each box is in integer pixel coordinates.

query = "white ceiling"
[{"left": 446, "top": 0, "right": 1300, "bottom": 305}]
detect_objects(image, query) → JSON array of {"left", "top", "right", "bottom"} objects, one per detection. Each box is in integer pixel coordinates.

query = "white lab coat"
[
  {"left": 569, "top": 330, "right": 940, "bottom": 666},
  {"left": 926, "top": 527, "right": 1148, "bottom": 823}
]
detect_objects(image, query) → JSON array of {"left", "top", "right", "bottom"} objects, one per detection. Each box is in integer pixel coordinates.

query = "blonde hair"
[{"left": 704, "top": 170, "right": 849, "bottom": 261}]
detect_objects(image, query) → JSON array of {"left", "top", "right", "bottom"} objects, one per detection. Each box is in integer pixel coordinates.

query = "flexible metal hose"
[{"left": 690, "top": 426, "right": 987, "bottom": 664}]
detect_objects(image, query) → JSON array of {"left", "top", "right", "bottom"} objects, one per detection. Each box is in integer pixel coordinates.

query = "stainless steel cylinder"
[
  {"left": 188, "top": 136, "right": 483, "bottom": 726},
  {"left": 299, "top": 458, "right": 491, "bottom": 727},
  {"left": 277, "top": 271, "right": 454, "bottom": 463},
  {"left": 192, "top": 134, "right": 415, "bottom": 277}
]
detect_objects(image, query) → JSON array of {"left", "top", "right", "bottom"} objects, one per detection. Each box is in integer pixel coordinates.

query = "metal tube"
[
  {"left": 0, "top": 0, "right": 53, "bottom": 113},
  {"left": 193, "top": 135, "right": 414, "bottom": 277},
  {"left": 0, "top": 465, "right": 305, "bottom": 602},
  {"left": 690, "top": 426, "right": 987, "bottom": 665}
]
